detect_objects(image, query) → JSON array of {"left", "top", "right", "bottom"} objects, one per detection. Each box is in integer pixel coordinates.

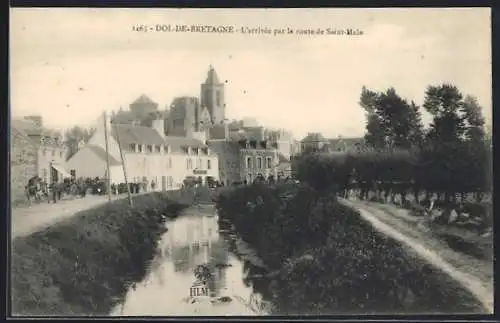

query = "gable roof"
[
  {"left": 327, "top": 137, "right": 365, "bottom": 150},
  {"left": 111, "top": 124, "right": 166, "bottom": 146},
  {"left": 131, "top": 94, "right": 156, "bottom": 105},
  {"left": 278, "top": 153, "right": 290, "bottom": 163},
  {"left": 109, "top": 124, "right": 207, "bottom": 152},
  {"left": 229, "top": 130, "right": 260, "bottom": 142},
  {"left": 12, "top": 118, "right": 63, "bottom": 147},
  {"left": 11, "top": 125, "right": 39, "bottom": 147},
  {"left": 12, "top": 119, "right": 42, "bottom": 136},
  {"left": 163, "top": 136, "right": 207, "bottom": 153},
  {"left": 86, "top": 145, "right": 121, "bottom": 165},
  {"left": 301, "top": 133, "right": 326, "bottom": 143}
]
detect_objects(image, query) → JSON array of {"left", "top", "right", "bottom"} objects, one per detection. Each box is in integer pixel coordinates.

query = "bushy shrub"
[
  {"left": 217, "top": 183, "right": 486, "bottom": 314},
  {"left": 12, "top": 191, "right": 190, "bottom": 316}
]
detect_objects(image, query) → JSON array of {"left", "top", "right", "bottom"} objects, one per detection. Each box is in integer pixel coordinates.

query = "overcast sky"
[{"left": 10, "top": 8, "right": 491, "bottom": 139}]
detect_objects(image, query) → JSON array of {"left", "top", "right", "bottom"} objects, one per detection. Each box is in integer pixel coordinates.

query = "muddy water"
[{"left": 111, "top": 206, "right": 273, "bottom": 316}]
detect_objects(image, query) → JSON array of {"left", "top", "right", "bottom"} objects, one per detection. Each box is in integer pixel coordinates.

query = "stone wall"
[{"left": 11, "top": 129, "right": 38, "bottom": 205}]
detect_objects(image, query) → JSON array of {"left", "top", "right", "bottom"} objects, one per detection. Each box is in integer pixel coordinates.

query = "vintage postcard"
[{"left": 10, "top": 8, "right": 493, "bottom": 317}]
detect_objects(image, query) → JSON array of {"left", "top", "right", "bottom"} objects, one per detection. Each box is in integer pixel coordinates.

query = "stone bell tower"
[{"left": 200, "top": 65, "right": 225, "bottom": 125}]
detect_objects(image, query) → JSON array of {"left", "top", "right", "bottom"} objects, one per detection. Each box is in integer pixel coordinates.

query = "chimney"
[{"left": 152, "top": 119, "right": 165, "bottom": 137}]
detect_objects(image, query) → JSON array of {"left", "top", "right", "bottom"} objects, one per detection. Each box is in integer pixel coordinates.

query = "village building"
[
  {"left": 207, "top": 123, "right": 285, "bottom": 185},
  {"left": 67, "top": 118, "right": 219, "bottom": 190},
  {"left": 300, "top": 132, "right": 329, "bottom": 153},
  {"left": 326, "top": 136, "right": 365, "bottom": 153},
  {"left": 11, "top": 116, "right": 70, "bottom": 204},
  {"left": 300, "top": 133, "right": 365, "bottom": 154}
]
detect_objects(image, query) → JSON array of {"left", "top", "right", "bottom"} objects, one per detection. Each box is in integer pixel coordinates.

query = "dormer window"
[
  {"left": 138, "top": 144, "right": 143, "bottom": 153},
  {"left": 147, "top": 145, "right": 153, "bottom": 153},
  {"left": 129, "top": 143, "right": 136, "bottom": 152},
  {"left": 155, "top": 145, "right": 161, "bottom": 153}
]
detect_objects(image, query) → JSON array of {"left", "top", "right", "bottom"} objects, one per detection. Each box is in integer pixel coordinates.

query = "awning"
[{"left": 51, "top": 163, "right": 72, "bottom": 178}]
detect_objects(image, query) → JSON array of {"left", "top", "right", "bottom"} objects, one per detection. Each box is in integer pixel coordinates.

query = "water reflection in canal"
[{"left": 111, "top": 206, "right": 272, "bottom": 316}]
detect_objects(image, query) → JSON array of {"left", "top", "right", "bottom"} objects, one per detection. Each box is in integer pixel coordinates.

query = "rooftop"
[
  {"left": 110, "top": 123, "right": 207, "bottom": 152},
  {"left": 301, "top": 132, "right": 327, "bottom": 143},
  {"left": 131, "top": 94, "right": 157, "bottom": 105},
  {"left": 86, "top": 145, "right": 122, "bottom": 165}
]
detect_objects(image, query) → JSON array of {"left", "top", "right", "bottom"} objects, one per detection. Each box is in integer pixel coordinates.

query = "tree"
[
  {"left": 359, "top": 86, "right": 385, "bottom": 149},
  {"left": 423, "top": 84, "right": 466, "bottom": 145},
  {"left": 64, "top": 126, "right": 96, "bottom": 160},
  {"left": 462, "top": 95, "right": 486, "bottom": 144},
  {"left": 359, "top": 86, "right": 424, "bottom": 150}
]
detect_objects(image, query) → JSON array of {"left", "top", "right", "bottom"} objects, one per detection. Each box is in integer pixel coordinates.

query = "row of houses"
[
  {"left": 11, "top": 116, "right": 70, "bottom": 205},
  {"left": 10, "top": 116, "right": 364, "bottom": 206},
  {"left": 67, "top": 119, "right": 219, "bottom": 190},
  {"left": 66, "top": 115, "right": 293, "bottom": 190}
]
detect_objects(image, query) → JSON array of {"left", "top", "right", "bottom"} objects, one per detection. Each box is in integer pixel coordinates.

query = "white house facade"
[{"left": 68, "top": 118, "right": 219, "bottom": 190}]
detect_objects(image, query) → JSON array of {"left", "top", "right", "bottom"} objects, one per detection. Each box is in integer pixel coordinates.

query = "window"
[
  {"left": 70, "top": 169, "right": 76, "bottom": 177},
  {"left": 138, "top": 145, "right": 143, "bottom": 153},
  {"left": 207, "top": 159, "right": 211, "bottom": 170},
  {"left": 257, "top": 157, "right": 262, "bottom": 169},
  {"left": 168, "top": 157, "right": 172, "bottom": 169},
  {"left": 129, "top": 143, "right": 136, "bottom": 152},
  {"left": 42, "top": 149, "right": 47, "bottom": 156},
  {"left": 155, "top": 145, "right": 161, "bottom": 153},
  {"left": 247, "top": 156, "right": 252, "bottom": 169},
  {"left": 187, "top": 158, "right": 193, "bottom": 170},
  {"left": 51, "top": 149, "right": 55, "bottom": 157},
  {"left": 216, "top": 91, "right": 221, "bottom": 106},
  {"left": 60, "top": 151, "right": 64, "bottom": 158},
  {"left": 147, "top": 145, "right": 153, "bottom": 153},
  {"left": 266, "top": 157, "right": 272, "bottom": 169},
  {"left": 197, "top": 158, "right": 202, "bottom": 169}
]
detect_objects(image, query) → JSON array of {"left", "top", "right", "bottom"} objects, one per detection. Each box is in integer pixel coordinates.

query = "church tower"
[{"left": 201, "top": 65, "right": 225, "bottom": 125}]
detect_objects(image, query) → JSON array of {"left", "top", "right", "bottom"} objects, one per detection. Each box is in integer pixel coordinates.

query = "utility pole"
[
  {"left": 103, "top": 111, "right": 112, "bottom": 202},
  {"left": 113, "top": 118, "right": 133, "bottom": 207}
]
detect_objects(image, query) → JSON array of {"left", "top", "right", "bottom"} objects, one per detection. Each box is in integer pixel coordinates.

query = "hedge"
[
  {"left": 216, "top": 183, "right": 487, "bottom": 314},
  {"left": 292, "top": 145, "right": 491, "bottom": 204},
  {"left": 11, "top": 191, "right": 194, "bottom": 316}
]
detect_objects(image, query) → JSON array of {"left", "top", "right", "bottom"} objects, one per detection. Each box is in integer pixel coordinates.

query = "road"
[
  {"left": 340, "top": 198, "right": 494, "bottom": 313},
  {"left": 11, "top": 194, "right": 134, "bottom": 239}
]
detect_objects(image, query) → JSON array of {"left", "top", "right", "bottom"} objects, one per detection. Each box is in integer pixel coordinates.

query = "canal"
[{"left": 111, "top": 205, "right": 273, "bottom": 316}]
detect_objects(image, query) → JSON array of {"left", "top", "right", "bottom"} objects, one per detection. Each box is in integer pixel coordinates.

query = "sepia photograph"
[{"left": 9, "top": 8, "right": 493, "bottom": 317}]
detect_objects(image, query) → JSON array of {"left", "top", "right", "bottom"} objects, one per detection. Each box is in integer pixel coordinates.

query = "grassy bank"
[
  {"left": 216, "top": 183, "right": 487, "bottom": 314},
  {"left": 11, "top": 191, "right": 197, "bottom": 316}
]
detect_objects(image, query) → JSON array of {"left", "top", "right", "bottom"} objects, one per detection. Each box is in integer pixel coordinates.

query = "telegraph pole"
[{"left": 103, "top": 111, "right": 112, "bottom": 202}]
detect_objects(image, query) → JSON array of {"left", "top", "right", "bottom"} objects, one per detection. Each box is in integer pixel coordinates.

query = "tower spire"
[{"left": 205, "top": 65, "right": 220, "bottom": 84}]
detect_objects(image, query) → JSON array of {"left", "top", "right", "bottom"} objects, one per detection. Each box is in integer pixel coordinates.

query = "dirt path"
[
  {"left": 11, "top": 194, "right": 137, "bottom": 239},
  {"left": 340, "top": 198, "right": 494, "bottom": 313}
]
